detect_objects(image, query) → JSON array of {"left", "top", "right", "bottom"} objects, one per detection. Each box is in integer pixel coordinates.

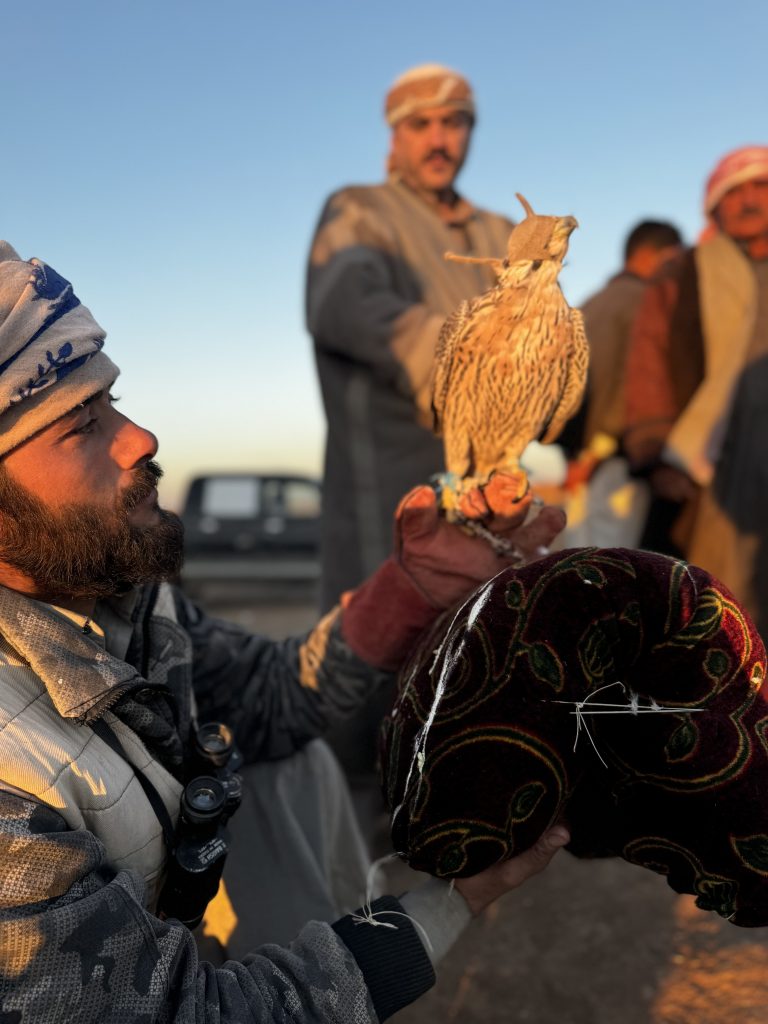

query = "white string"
[
  {"left": 362, "top": 852, "right": 400, "bottom": 906},
  {"left": 550, "top": 681, "right": 624, "bottom": 767},
  {"left": 349, "top": 852, "right": 434, "bottom": 953},
  {"left": 549, "top": 681, "right": 705, "bottom": 768},
  {"left": 570, "top": 708, "right": 705, "bottom": 715},
  {"left": 348, "top": 908, "right": 434, "bottom": 952},
  {"left": 392, "top": 598, "right": 471, "bottom": 832}
]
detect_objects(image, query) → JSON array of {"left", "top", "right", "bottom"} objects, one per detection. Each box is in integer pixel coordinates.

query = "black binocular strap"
[{"left": 91, "top": 717, "right": 177, "bottom": 851}]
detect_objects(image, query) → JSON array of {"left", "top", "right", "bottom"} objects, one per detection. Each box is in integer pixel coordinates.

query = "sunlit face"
[
  {"left": 3, "top": 390, "right": 159, "bottom": 520},
  {"left": 0, "top": 390, "right": 184, "bottom": 602},
  {"left": 714, "top": 178, "right": 768, "bottom": 241},
  {"left": 390, "top": 105, "right": 473, "bottom": 192}
]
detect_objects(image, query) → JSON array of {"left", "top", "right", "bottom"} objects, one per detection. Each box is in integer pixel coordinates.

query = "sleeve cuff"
[
  {"left": 399, "top": 877, "right": 473, "bottom": 966},
  {"left": 332, "top": 894, "right": 436, "bottom": 1020},
  {"left": 340, "top": 558, "right": 440, "bottom": 671}
]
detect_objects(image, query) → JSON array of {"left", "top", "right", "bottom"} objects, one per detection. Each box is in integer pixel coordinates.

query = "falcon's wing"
[
  {"left": 540, "top": 307, "right": 590, "bottom": 444},
  {"left": 431, "top": 299, "right": 471, "bottom": 435}
]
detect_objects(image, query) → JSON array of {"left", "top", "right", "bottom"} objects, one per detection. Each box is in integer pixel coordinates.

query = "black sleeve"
[
  {"left": 173, "top": 588, "right": 392, "bottom": 763},
  {"left": 333, "top": 895, "right": 436, "bottom": 1021}
]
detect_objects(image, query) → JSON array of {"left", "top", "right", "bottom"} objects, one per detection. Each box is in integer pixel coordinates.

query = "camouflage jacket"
[{"left": 0, "top": 583, "right": 434, "bottom": 1022}]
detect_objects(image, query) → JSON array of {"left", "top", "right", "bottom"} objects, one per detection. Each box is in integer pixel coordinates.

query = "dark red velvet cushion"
[{"left": 381, "top": 548, "right": 768, "bottom": 925}]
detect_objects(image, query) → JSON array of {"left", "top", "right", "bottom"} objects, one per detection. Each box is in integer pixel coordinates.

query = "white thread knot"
[
  {"left": 550, "top": 681, "right": 705, "bottom": 768},
  {"left": 351, "top": 853, "right": 434, "bottom": 953}
]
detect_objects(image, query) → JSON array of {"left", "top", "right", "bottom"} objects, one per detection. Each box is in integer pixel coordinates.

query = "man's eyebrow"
[
  {"left": 53, "top": 391, "right": 105, "bottom": 435},
  {"left": 66, "top": 390, "right": 104, "bottom": 416},
  {"left": 79, "top": 390, "right": 104, "bottom": 410}
]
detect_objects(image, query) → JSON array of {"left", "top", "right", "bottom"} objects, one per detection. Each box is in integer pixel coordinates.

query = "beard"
[{"left": 0, "top": 460, "right": 185, "bottom": 601}]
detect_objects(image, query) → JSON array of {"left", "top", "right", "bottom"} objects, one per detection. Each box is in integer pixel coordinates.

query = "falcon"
[{"left": 432, "top": 193, "right": 589, "bottom": 531}]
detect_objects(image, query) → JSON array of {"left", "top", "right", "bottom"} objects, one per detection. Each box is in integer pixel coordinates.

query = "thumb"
[
  {"left": 497, "top": 825, "right": 571, "bottom": 888},
  {"left": 528, "top": 825, "right": 571, "bottom": 863},
  {"left": 453, "top": 824, "right": 570, "bottom": 915},
  {"left": 396, "top": 485, "right": 440, "bottom": 543}
]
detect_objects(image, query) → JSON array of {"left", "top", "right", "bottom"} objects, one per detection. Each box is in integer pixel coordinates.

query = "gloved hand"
[
  {"left": 341, "top": 474, "right": 566, "bottom": 670},
  {"left": 396, "top": 477, "right": 565, "bottom": 608}
]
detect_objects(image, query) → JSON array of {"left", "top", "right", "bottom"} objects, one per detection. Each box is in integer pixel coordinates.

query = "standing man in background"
[
  {"left": 624, "top": 146, "right": 768, "bottom": 637},
  {"left": 307, "top": 64, "right": 513, "bottom": 614},
  {"left": 562, "top": 220, "right": 682, "bottom": 548},
  {"left": 307, "top": 63, "right": 514, "bottom": 777}
]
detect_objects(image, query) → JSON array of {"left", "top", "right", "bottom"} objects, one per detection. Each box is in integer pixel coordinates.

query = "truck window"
[
  {"left": 201, "top": 478, "right": 261, "bottom": 518},
  {"left": 283, "top": 481, "right": 322, "bottom": 518}
]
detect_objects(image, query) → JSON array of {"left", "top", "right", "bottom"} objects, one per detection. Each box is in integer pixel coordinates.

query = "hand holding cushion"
[{"left": 381, "top": 547, "right": 768, "bottom": 926}]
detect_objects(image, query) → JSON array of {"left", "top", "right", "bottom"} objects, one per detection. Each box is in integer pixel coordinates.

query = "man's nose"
[
  {"left": 426, "top": 121, "right": 448, "bottom": 148},
  {"left": 111, "top": 418, "right": 159, "bottom": 469}
]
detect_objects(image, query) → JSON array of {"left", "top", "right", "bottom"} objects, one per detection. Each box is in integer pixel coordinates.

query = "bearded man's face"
[
  {"left": 715, "top": 178, "right": 768, "bottom": 243},
  {"left": 0, "top": 389, "right": 184, "bottom": 603},
  {"left": 0, "top": 459, "right": 184, "bottom": 601},
  {"left": 390, "top": 105, "right": 472, "bottom": 194}
]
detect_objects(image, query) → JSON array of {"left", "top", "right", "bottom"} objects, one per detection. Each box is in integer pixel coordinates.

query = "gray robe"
[{"left": 307, "top": 178, "right": 513, "bottom": 612}]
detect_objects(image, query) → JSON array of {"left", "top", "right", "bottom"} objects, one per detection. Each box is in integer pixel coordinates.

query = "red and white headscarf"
[
  {"left": 384, "top": 64, "right": 475, "bottom": 127},
  {"left": 704, "top": 145, "right": 768, "bottom": 213}
]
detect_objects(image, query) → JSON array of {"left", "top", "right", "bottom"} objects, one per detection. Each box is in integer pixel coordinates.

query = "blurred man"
[
  {"left": 307, "top": 64, "right": 514, "bottom": 776},
  {"left": 307, "top": 63, "right": 514, "bottom": 614},
  {"left": 624, "top": 146, "right": 768, "bottom": 636},
  {"left": 561, "top": 220, "right": 682, "bottom": 547},
  {"left": 0, "top": 241, "right": 567, "bottom": 1021}
]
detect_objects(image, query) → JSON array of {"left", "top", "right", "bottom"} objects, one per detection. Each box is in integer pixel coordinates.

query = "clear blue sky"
[{"left": 3, "top": 0, "right": 765, "bottom": 509}]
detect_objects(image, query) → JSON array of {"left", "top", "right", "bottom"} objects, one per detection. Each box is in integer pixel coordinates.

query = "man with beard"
[
  {"left": 559, "top": 220, "right": 682, "bottom": 549},
  {"left": 0, "top": 241, "right": 567, "bottom": 1022},
  {"left": 624, "top": 146, "right": 768, "bottom": 638},
  {"left": 307, "top": 63, "right": 514, "bottom": 776}
]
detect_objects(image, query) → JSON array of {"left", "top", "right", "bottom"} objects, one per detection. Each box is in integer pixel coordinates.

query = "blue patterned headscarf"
[{"left": 0, "top": 241, "right": 119, "bottom": 454}]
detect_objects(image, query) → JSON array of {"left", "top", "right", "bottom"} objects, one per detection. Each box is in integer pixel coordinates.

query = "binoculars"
[{"left": 157, "top": 721, "right": 243, "bottom": 930}]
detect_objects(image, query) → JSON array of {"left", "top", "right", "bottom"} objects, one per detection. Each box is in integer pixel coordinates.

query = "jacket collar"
[{"left": 0, "top": 584, "right": 144, "bottom": 722}]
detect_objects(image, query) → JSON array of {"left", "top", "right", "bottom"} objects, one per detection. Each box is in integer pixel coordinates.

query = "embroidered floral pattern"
[{"left": 383, "top": 547, "right": 768, "bottom": 925}]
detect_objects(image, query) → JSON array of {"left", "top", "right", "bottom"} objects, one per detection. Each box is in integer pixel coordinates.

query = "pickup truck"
[{"left": 179, "top": 472, "right": 322, "bottom": 583}]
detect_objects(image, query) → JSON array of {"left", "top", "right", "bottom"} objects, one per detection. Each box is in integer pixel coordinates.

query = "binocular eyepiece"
[
  {"left": 156, "top": 722, "right": 242, "bottom": 930},
  {"left": 194, "top": 722, "right": 237, "bottom": 767},
  {"left": 182, "top": 775, "right": 227, "bottom": 824}
]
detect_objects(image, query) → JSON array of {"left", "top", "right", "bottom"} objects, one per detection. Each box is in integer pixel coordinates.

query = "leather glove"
[{"left": 341, "top": 473, "right": 566, "bottom": 670}]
